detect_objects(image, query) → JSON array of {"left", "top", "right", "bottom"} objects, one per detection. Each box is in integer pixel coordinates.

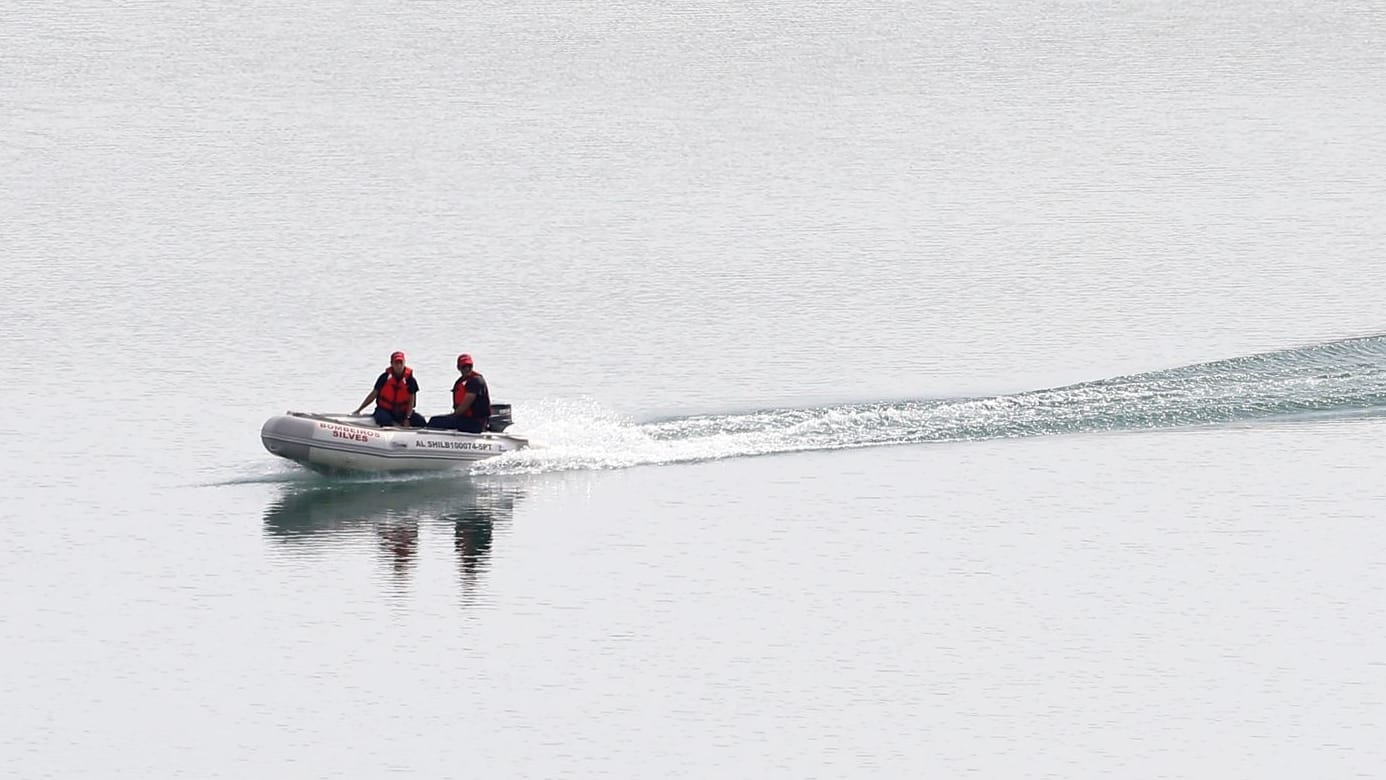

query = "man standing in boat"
[
  {"left": 353, "top": 351, "right": 427, "bottom": 427},
  {"left": 427, "top": 353, "right": 492, "bottom": 433}
]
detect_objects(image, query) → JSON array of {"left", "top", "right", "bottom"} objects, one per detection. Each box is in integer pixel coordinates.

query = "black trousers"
[
  {"left": 374, "top": 408, "right": 427, "bottom": 427},
  {"left": 426, "top": 413, "right": 485, "bottom": 433}
]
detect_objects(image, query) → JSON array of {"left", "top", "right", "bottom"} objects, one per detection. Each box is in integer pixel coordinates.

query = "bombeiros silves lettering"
[{"left": 318, "top": 422, "right": 381, "bottom": 442}]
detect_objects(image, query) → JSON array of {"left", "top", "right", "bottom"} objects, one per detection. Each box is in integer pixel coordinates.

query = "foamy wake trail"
[{"left": 470, "top": 335, "right": 1386, "bottom": 475}]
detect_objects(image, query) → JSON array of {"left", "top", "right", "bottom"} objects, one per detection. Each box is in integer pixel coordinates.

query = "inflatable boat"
[{"left": 261, "top": 406, "right": 528, "bottom": 473}]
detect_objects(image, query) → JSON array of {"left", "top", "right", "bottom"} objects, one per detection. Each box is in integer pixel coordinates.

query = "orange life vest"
[
  {"left": 377, "top": 367, "right": 414, "bottom": 415},
  {"left": 452, "top": 371, "right": 490, "bottom": 417}
]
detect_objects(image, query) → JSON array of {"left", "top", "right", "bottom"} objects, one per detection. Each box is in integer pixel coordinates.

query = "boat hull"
[{"left": 261, "top": 412, "right": 528, "bottom": 473}]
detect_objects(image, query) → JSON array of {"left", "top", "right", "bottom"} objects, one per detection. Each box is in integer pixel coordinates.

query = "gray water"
[{"left": 4, "top": 1, "right": 1386, "bottom": 777}]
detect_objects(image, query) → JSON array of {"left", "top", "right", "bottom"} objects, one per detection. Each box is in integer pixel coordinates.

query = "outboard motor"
[{"left": 487, "top": 403, "right": 513, "bottom": 432}]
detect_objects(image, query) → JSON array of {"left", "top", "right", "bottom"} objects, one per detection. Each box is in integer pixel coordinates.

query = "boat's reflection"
[{"left": 263, "top": 474, "right": 526, "bottom": 602}]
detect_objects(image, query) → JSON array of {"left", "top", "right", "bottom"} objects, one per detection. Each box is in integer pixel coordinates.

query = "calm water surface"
[{"left": 3, "top": 0, "right": 1385, "bottom": 776}]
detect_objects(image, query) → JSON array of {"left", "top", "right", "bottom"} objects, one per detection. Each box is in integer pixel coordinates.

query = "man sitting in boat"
[
  {"left": 426, "top": 353, "right": 492, "bottom": 433},
  {"left": 353, "top": 351, "right": 427, "bottom": 428}
]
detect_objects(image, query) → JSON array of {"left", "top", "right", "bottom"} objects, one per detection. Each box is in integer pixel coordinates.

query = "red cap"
[
  {"left": 390, "top": 351, "right": 405, "bottom": 363},
  {"left": 457, "top": 353, "right": 474, "bottom": 367}
]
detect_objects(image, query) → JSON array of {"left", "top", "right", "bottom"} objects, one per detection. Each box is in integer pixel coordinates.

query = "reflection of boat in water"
[
  {"left": 264, "top": 475, "right": 521, "bottom": 536},
  {"left": 263, "top": 475, "right": 525, "bottom": 597}
]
